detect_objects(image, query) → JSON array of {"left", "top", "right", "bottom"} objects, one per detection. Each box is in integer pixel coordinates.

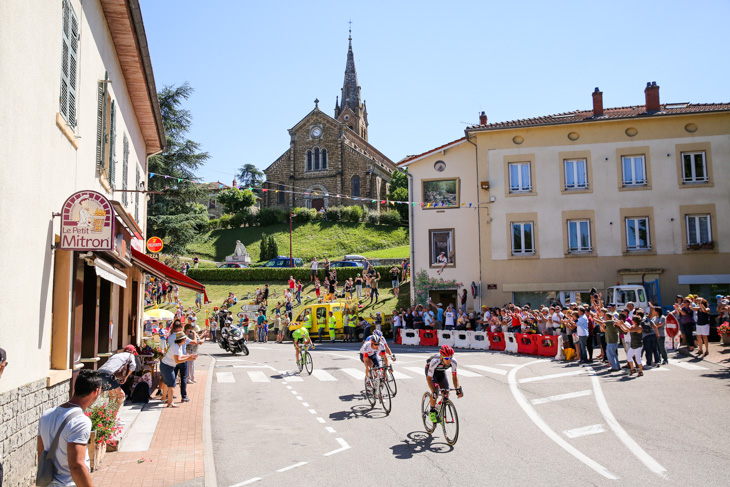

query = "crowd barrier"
[
  {"left": 505, "top": 332, "right": 519, "bottom": 354},
  {"left": 470, "top": 331, "right": 489, "bottom": 350},
  {"left": 419, "top": 329, "right": 439, "bottom": 346},
  {"left": 537, "top": 335, "right": 558, "bottom": 356},
  {"left": 401, "top": 329, "right": 420, "bottom": 346},
  {"left": 437, "top": 330, "right": 456, "bottom": 347},
  {"left": 454, "top": 331, "right": 470, "bottom": 349},
  {"left": 488, "top": 332, "right": 506, "bottom": 351},
  {"left": 515, "top": 333, "right": 538, "bottom": 355}
]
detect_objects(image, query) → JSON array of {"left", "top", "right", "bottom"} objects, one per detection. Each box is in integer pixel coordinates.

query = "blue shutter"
[
  {"left": 109, "top": 100, "right": 117, "bottom": 187},
  {"left": 122, "top": 134, "right": 129, "bottom": 205}
]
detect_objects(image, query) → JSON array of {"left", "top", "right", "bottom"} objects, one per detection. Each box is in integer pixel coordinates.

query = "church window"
[
  {"left": 277, "top": 183, "right": 285, "bottom": 204},
  {"left": 307, "top": 150, "right": 312, "bottom": 171},
  {"left": 322, "top": 149, "right": 328, "bottom": 169},
  {"left": 352, "top": 176, "right": 360, "bottom": 197},
  {"left": 314, "top": 148, "right": 320, "bottom": 170}
]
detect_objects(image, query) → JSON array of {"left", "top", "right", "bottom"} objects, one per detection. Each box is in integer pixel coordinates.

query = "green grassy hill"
[{"left": 187, "top": 221, "right": 409, "bottom": 262}]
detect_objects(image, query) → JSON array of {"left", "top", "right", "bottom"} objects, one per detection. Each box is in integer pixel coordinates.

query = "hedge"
[{"left": 188, "top": 265, "right": 394, "bottom": 282}]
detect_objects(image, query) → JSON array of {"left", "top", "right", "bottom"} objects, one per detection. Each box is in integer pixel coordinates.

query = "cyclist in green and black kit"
[{"left": 291, "top": 325, "right": 314, "bottom": 365}]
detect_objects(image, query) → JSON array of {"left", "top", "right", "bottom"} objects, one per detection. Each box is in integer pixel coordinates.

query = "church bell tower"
[{"left": 334, "top": 27, "right": 368, "bottom": 141}]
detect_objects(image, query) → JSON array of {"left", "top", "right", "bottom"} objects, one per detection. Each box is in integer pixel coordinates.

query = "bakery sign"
[{"left": 59, "top": 191, "right": 115, "bottom": 251}]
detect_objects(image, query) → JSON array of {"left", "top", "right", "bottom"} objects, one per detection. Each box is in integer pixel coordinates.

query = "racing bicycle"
[
  {"left": 297, "top": 342, "right": 313, "bottom": 375},
  {"left": 378, "top": 355, "right": 397, "bottom": 396},
  {"left": 364, "top": 365, "right": 392, "bottom": 415},
  {"left": 421, "top": 388, "right": 460, "bottom": 445}
]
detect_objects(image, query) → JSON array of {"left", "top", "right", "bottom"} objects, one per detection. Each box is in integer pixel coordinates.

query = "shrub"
[
  {"left": 259, "top": 208, "right": 283, "bottom": 226},
  {"left": 313, "top": 209, "right": 325, "bottom": 221},
  {"left": 379, "top": 209, "right": 401, "bottom": 226},
  {"left": 188, "top": 265, "right": 392, "bottom": 282},
  {"left": 218, "top": 214, "right": 232, "bottom": 229},
  {"left": 342, "top": 205, "right": 363, "bottom": 223},
  {"left": 207, "top": 218, "right": 221, "bottom": 230},
  {"left": 292, "top": 207, "right": 315, "bottom": 223},
  {"left": 325, "top": 206, "right": 342, "bottom": 222},
  {"left": 230, "top": 212, "right": 246, "bottom": 228},
  {"left": 366, "top": 209, "right": 380, "bottom": 225}
]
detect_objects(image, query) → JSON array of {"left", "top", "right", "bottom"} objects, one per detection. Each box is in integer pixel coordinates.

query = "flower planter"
[
  {"left": 701, "top": 242, "right": 714, "bottom": 250},
  {"left": 721, "top": 334, "right": 730, "bottom": 346},
  {"left": 87, "top": 431, "right": 107, "bottom": 471}
]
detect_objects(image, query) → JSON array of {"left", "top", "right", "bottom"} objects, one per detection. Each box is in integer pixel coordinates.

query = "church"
[{"left": 262, "top": 32, "right": 397, "bottom": 211}]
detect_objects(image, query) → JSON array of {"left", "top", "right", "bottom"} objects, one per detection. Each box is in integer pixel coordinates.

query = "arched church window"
[
  {"left": 307, "top": 151, "right": 312, "bottom": 171},
  {"left": 322, "top": 149, "right": 327, "bottom": 169},
  {"left": 352, "top": 176, "right": 360, "bottom": 197},
  {"left": 314, "top": 148, "right": 320, "bottom": 170}
]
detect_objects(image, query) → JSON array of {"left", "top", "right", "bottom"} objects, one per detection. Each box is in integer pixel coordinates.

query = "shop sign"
[
  {"left": 59, "top": 191, "right": 115, "bottom": 251},
  {"left": 147, "top": 237, "right": 163, "bottom": 253}
]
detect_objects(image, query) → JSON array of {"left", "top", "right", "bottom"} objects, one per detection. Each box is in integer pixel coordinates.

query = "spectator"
[
  {"left": 694, "top": 297, "right": 711, "bottom": 356},
  {"left": 429, "top": 300, "right": 445, "bottom": 329},
  {"left": 355, "top": 274, "right": 363, "bottom": 299},
  {"left": 391, "top": 309, "right": 402, "bottom": 340},
  {"left": 619, "top": 316, "right": 645, "bottom": 377},
  {"left": 185, "top": 324, "right": 202, "bottom": 383},
  {"left": 404, "top": 307, "right": 415, "bottom": 329},
  {"left": 596, "top": 308, "right": 621, "bottom": 371},
  {"left": 323, "top": 258, "right": 330, "bottom": 279},
  {"left": 210, "top": 316, "right": 218, "bottom": 342},
  {"left": 195, "top": 291, "right": 203, "bottom": 309},
  {"left": 273, "top": 313, "right": 282, "bottom": 343},
  {"left": 295, "top": 281, "right": 302, "bottom": 305},
  {"left": 360, "top": 315, "right": 371, "bottom": 341},
  {"left": 423, "top": 305, "right": 434, "bottom": 330},
  {"left": 673, "top": 297, "right": 696, "bottom": 352},
  {"left": 37, "top": 369, "right": 101, "bottom": 487},
  {"left": 310, "top": 258, "right": 318, "bottom": 282},
  {"left": 97, "top": 345, "right": 140, "bottom": 409},
  {"left": 390, "top": 266, "right": 400, "bottom": 298},
  {"left": 459, "top": 289, "right": 467, "bottom": 314},
  {"left": 0, "top": 347, "right": 6, "bottom": 380},
  {"left": 651, "top": 306, "right": 668, "bottom": 366},
  {"left": 369, "top": 274, "right": 379, "bottom": 304},
  {"left": 160, "top": 332, "right": 197, "bottom": 407},
  {"left": 413, "top": 309, "right": 425, "bottom": 330},
  {"left": 167, "top": 321, "right": 191, "bottom": 403},
  {"left": 443, "top": 305, "right": 456, "bottom": 331},
  {"left": 257, "top": 310, "right": 268, "bottom": 343},
  {"left": 401, "top": 258, "right": 409, "bottom": 282},
  {"left": 193, "top": 255, "right": 199, "bottom": 268}
]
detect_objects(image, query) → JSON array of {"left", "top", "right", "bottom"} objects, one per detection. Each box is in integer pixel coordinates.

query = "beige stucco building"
[{"left": 402, "top": 83, "right": 730, "bottom": 312}]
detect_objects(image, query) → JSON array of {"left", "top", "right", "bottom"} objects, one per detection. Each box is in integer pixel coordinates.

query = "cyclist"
[
  {"left": 359, "top": 331, "right": 383, "bottom": 378},
  {"left": 292, "top": 324, "right": 314, "bottom": 366},
  {"left": 425, "top": 345, "right": 463, "bottom": 422},
  {"left": 370, "top": 330, "right": 396, "bottom": 367}
]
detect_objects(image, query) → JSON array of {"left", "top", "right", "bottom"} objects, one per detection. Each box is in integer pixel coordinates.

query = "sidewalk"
[
  {"left": 91, "top": 357, "right": 210, "bottom": 487},
  {"left": 677, "top": 340, "right": 730, "bottom": 367}
]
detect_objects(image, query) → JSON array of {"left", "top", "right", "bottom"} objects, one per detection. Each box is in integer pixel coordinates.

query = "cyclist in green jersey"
[{"left": 292, "top": 326, "right": 314, "bottom": 365}]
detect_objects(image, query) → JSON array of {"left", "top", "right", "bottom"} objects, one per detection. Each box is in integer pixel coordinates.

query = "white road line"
[
  {"left": 647, "top": 367, "right": 670, "bottom": 372},
  {"left": 229, "top": 477, "right": 262, "bottom": 487},
  {"left": 276, "top": 461, "right": 308, "bottom": 473},
  {"left": 497, "top": 363, "right": 519, "bottom": 367},
  {"left": 308, "top": 409, "right": 317, "bottom": 414},
  {"left": 587, "top": 370, "right": 667, "bottom": 477},
  {"left": 247, "top": 371, "right": 270, "bottom": 383},
  {"left": 286, "top": 386, "right": 293, "bottom": 389},
  {"left": 302, "top": 402, "right": 309, "bottom": 407},
  {"left": 316, "top": 417, "right": 326, "bottom": 424},
  {"left": 564, "top": 424, "right": 605, "bottom": 438},
  {"left": 508, "top": 361, "right": 618, "bottom": 480},
  {"left": 216, "top": 372, "right": 235, "bottom": 383},
  {"left": 290, "top": 391, "right": 297, "bottom": 395},
  {"left": 404, "top": 367, "right": 427, "bottom": 375},
  {"left": 519, "top": 369, "right": 587, "bottom": 383},
  {"left": 531, "top": 390, "right": 592, "bottom": 405},
  {"left": 284, "top": 375, "right": 303, "bottom": 382},
  {"left": 464, "top": 364, "right": 507, "bottom": 376},
  {"left": 325, "top": 427, "right": 336, "bottom": 433},
  {"left": 312, "top": 369, "right": 337, "bottom": 381},
  {"left": 341, "top": 368, "right": 366, "bottom": 380},
  {"left": 454, "top": 368, "right": 482, "bottom": 377},
  {"left": 391, "top": 370, "right": 412, "bottom": 379},
  {"left": 323, "top": 437, "right": 351, "bottom": 456},
  {"left": 295, "top": 396, "right": 303, "bottom": 400},
  {"left": 669, "top": 359, "right": 708, "bottom": 371}
]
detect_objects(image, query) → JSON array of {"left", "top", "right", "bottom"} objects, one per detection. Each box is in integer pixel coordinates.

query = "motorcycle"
[{"left": 219, "top": 325, "right": 249, "bottom": 356}]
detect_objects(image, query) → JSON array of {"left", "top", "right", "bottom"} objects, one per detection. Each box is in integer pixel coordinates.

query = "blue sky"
[{"left": 139, "top": 0, "right": 730, "bottom": 183}]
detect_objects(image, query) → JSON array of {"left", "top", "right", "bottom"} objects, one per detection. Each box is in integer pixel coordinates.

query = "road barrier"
[
  {"left": 470, "top": 331, "right": 489, "bottom": 350},
  {"left": 401, "top": 329, "right": 420, "bottom": 346},
  {"left": 488, "top": 332, "right": 506, "bottom": 351},
  {"left": 437, "top": 330, "right": 456, "bottom": 347},
  {"left": 505, "top": 332, "right": 519, "bottom": 354},
  {"left": 394, "top": 328, "right": 402, "bottom": 344},
  {"left": 454, "top": 331, "right": 470, "bottom": 349},
  {"left": 537, "top": 335, "right": 558, "bottom": 357},
  {"left": 419, "top": 329, "right": 439, "bottom": 346},
  {"left": 516, "top": 333, "right": 538, "bottom": 355}
]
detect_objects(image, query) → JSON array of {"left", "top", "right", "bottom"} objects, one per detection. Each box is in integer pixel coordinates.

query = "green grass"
[
  {"left": 365, "top": 245, "right": 409, "bottom": 259},
  {"left": 186, "top": 221, "right": 409, "bottom": 262}
]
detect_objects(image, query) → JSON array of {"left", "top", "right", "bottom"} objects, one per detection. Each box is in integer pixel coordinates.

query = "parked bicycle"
[
  {"left": 364, "top": 365, "right": 392, "bottom": 415},
  {"left": 421, "top": 387, "right": 460, "bottom": 445}
]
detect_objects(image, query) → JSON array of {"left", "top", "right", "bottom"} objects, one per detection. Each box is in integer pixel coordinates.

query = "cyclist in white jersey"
[{"left": 425, "top": 345, "right": 463, "bottom": 422}]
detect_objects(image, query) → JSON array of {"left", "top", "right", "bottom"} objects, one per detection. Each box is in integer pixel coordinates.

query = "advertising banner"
[{"left": 59, "top": 191, "right": 115, "bottom": 251}]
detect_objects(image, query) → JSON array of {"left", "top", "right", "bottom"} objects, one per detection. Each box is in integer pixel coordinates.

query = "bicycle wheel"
[
  {"left": 241, "top": 344, "right": 249, "bottom": 356},
  {"left": 385, "top": 367, "right": 397, "bottom": 397},
  {"left": 364, "top": 376, "right": 377, "bottom": 407},
  {"left": 441, "top": 399, "right": 459, "bottom": 446},
  {"left": 297, "top": 351, "right": 304, "bottom": 373},
  {"left": 378, "top": 380, "right": 392, "bottom": 415},
  {"left": 421, "top": 392, "right": 436, "bottom": 433},
  {"left": 304, "top": 351, "right": 313, "bottom": 375}
]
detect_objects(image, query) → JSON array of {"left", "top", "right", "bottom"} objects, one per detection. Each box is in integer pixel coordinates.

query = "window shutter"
[
  {"left": 109, "top": 100, "right": 117, "bottom": 188},
  {"left": 135, "top": 165, "right": 140, "bottom": 223},
  {"left": 122, "top": 134, "right": 129, "bottom": 205},
  {"left": 95, "top": 80, "right": 106, "bottom": 172},
  {"left": 59, "top": 0, "right": 79, "bottom": 127}
]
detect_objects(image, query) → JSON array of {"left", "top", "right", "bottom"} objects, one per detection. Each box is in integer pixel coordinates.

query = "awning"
[
  {"left": 678, "top": 274, "right": 730, "bottom": 285},
  {"left": 111, "top": 200, "right": 143, "bottom": 239},
  {"left": 131, "top": 248, "right": 209, "bottom": 301},
  {"left": 94, "top": 258, "right": 128, "bottom": 288}
]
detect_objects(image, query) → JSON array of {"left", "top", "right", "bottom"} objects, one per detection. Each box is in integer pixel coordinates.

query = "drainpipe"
[
  {"left": 465, "top": 132, "right": 482, "bottom": 310},
  {"left": 407, "top": 170, "right": 415, "bottom": 307}
]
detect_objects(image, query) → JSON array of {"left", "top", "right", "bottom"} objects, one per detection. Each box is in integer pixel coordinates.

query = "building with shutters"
[
  {"left": 0, "top": 1, "right": 166, "bottom": 484},
  {"left": 261, "top": 32, "right": 397, "bottom": 211}
]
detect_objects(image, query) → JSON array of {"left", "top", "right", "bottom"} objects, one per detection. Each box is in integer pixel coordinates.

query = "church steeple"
[{"left": 335, "top": 24, "right": 368, "bottom": 140}]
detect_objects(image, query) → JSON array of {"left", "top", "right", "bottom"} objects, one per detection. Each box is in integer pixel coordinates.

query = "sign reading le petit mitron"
[{"left": 59, "top": 190, "right": 115, "bottom": 251}]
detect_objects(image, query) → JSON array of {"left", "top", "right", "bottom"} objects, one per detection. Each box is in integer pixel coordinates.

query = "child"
[
  {"left": 296, "top": 280, "right": 302, "bottom": 305},
  {"left": 315, "top": 277, "right": 321, "bottom": 301}
]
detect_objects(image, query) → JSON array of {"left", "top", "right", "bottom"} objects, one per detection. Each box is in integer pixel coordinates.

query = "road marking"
[
  {"left": 290, "top": 391, "right": 297, "bottom": 395},
  {"left": 247, "top": 371, "right": 270, "bottom": 383},
  {"left": 404, "top": 367, "right": 427, "bottom": 375},
  {"left": 647, "top": 367, "right": 670, "bottom": 372},
  {"left": 325, "top": 427, "right": 336, "bottom": 433},
  {"left": 464, "top": 364, "right": 507, "bottom": 376},
  {"left": 587, "top": 370, "right": 667, "bottom": 477},
  {"left": 308, "top": 409, "right": 317, "bottom": 414},
  {"left": 391, "top": 370, "right": 412, "bottom": 379},
  {"left": 284, "top": 375, "right": 303, "bottom": 382},
  {"left": 323, "top": 437, "right": 351, "bottom": 456},
  {"left": 669, "top": 359, "right": 708, "bottom": 371},
  {"left": 229, "top": 477, "right": 262, "bottom": 487},
  {"left": 519, "top": 369, "right": 587, "bottom": 383},
  {"left": 508, "top": 361, "right": 618, "bottom": 480},
  {"left": 216, "top": 372, "right": 235, "bottom": 383},
  {"left": 295, "top": 396, "right": 302, "bottom": 400},
  {"left": 564, "top": 424, "right": 605, "bottom": 438},
  {"left": 302, "top": 402, "right": 309, "bottom": 407},
  {"left": 276, "top": 461, "right": 308, "bottom": 472},
  {"left": 341, "top": 368, "right": 366, "bottom": 380},
  {"left": 316, "top": 417, "right": 326, "bottom": 423},
  {"left": 312, "top": 369, "right": 337, "bottom": 381},
  {"left": 454, "top": 368, "right": 482, "bottom": 377},
  {"left": 497, "top": 363, "right": 518, "bottom": 367},
  {"left": 286, "top": 386, "right": 292, "bottom": 389},
  {"left": 532, "top": 390, "right": 592, "bottom": 405}
]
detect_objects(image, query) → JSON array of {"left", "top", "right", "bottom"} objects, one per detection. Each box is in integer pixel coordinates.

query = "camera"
[{"left": 589, "top": 287, "right": 598, "bottom": 298}]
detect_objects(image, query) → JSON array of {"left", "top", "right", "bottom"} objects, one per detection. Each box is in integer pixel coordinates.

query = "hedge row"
[{"left": 187, "top": 265, "right": 395, "bottom": 282}]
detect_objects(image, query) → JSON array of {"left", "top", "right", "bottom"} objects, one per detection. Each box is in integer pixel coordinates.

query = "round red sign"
[{"left": 147, "top": 237, "right": 163, "bottom": 253}]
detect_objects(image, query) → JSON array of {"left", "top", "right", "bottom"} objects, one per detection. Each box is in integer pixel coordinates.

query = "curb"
[{"left": 203, "top": 354, "right": 217, "bottom": 487}]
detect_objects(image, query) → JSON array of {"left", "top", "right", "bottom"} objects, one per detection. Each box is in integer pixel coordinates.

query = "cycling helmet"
[
  {"left": 372, "top": 330, "right": 383, "bottom": 339},
  {"left": 370, "top": 334, "right": 381, "bottom": 345},
  {"left": 440, "top": 345, "right": 454, "bottom": 358}
]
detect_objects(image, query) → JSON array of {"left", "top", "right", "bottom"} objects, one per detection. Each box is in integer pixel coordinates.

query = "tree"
[
  {"left": 217, "top": 187, "right": 257, "bottom": 215},
  {"left": 237, "top": 163, "right": 264, "bottom": 188},
  {"left": 147, "top": 83, "right": 210, "bottom": 255},
  {"left": 387, "top": 168, "right": 409, "bottom": 224}
]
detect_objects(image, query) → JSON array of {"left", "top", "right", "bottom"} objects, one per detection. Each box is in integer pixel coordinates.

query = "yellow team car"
[{"left": 288, "top": 299, "right": 390, "bottom": 341}]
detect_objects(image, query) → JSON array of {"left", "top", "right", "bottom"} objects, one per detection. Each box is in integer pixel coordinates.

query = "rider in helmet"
[
  {"left": 425, "top": 345, "right": 463, "bottom": 422},
  {"left": 359, "top": 330, "right": 393, "bottom": 377},
  {"left": 368, "top": 330, "right": 396, "bottom": 368}
]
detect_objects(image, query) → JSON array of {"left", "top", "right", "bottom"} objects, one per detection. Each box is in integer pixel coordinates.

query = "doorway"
[
  {"left": 428, "top": 290, "right": 457, "bottom": 310},
  {"left": 311, "top": 198, "right": 324, "bottom": 211}
]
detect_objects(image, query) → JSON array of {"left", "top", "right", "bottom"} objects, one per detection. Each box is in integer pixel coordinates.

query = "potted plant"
[
  {"left": 701, "top": 240, "right": 714, "bottom": 250},
  {"left": 718, "top": 322, "right": 730, "bottom": 346},
  {"left": 688, "top": 243, "right": 702, "bottom": 250},
  {"left": 85, "top": 401, "right": 122, "bottom": 470}
]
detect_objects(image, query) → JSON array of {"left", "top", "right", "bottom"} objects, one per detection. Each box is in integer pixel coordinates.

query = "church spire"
[{"left": 335, "top": 23, "right": 368, "bottom": 140}]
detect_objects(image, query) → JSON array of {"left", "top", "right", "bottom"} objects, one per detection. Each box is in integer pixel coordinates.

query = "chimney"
[
  {"left": 644, "top": 81, "right": 660, "bottom": 112},
  {"left": 592, "top": 87, "right": 603, "bottom": 117},
  {"left": 479, "top": 111, "right": 487, "bottom": 125}
]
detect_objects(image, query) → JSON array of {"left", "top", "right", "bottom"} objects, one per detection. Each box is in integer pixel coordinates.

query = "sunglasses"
[{"left": 442, "top": 357, "right": 452, "bottom": 361}]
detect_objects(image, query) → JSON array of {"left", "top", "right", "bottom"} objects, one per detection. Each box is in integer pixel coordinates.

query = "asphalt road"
[{"left": 203, "top": 339, "right": 730, "bottom": 487}]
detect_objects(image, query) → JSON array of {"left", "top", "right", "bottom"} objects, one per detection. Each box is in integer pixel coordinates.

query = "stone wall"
[{"left": 0, "top": 378, "right": 71, "bottom": 487}]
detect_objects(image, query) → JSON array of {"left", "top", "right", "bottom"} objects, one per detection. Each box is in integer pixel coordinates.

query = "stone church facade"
[{"left": 262, "top": 34, "right": 396, "bottom": 211}]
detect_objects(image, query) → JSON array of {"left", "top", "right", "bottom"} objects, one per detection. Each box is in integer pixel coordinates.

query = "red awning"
[{"left": 132, "top": 248, "right": 209, "bottom": 303}]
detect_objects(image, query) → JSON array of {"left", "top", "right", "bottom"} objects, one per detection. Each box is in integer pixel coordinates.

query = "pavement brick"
[
  {"left": 90, "top": 368, "right": 207, "bottom": 486},
  {"left": 677, "top": 341, "right": 730, "bottom": 367}
]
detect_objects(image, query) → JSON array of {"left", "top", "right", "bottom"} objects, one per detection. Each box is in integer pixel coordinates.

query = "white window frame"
[
  {"left": 508, "top": 162, "right": 532, "bottom": 193},
  {"left": 621, "top": 155, "right": 647, "bottom": 186},
  {"left": 429, "top": 229, "right": 455, "bottom": 268},
  {"left": 681, "top": 151, "right": 708, "bottom": 183},
  {"left": 511, "top": 222, "right": 535, "bottom": 255},
  {"left": 567, "top": 219, "right": 592, "bottom": 252},
  {"left": 564, "top": 159, "right": 588, "bottom": 190},
  {"left": 625, "top": 217, "right": 651, "bottom": 251},
  {"left": 686, "top": 214, "right": 711, "bottom": 246}
]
